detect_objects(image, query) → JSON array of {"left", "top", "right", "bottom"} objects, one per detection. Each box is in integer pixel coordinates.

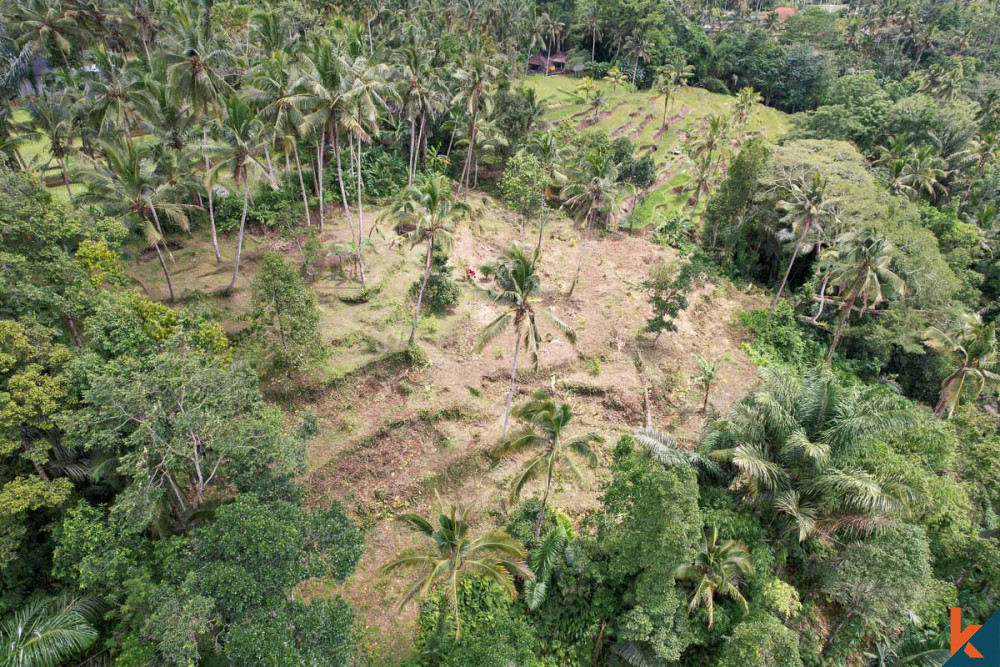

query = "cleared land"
[{"left": 127, "top": 186, "right": 769, "bottom": 661}]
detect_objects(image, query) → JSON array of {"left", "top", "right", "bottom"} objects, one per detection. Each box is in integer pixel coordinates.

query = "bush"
[
  {"left": 702, "top": 77, "right": 731, "bottom": 95},
  {"left": 739, "top": 302, "right": 823, "bottom": 367},
  {"left": 409, "top": 267, "right": 461, "bottom": 313},
  {"left": 214, "top": 185, "right": 302, "bottom": 234}
]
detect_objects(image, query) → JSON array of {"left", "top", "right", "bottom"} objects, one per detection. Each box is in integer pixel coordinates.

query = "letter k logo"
[{"left": 953, "top": 608, "right": 985, "bottom": 658}]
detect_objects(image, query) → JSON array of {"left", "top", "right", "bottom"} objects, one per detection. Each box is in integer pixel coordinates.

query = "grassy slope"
[{"left": 522, "top": 76, "right": 791, "bottom": 226}]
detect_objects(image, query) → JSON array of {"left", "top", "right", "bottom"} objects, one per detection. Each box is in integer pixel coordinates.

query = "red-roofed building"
[{"left": 774, "top": 6, "right": 799, "bottom": 21}]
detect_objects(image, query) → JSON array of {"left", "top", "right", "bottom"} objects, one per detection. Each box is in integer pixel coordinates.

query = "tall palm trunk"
[
  {"left": 146, "top": 209, "right": 176, "bottom": 302},
  {"left": 409, "top": 239, "right": 435, "bottom": 345},
  {"left": 533, "top": 454, "right": 555, "bottom": 540},
  {"left": 316, "top": 131, "right": 326, "bottom": 230},
  {"left": 332, "top": 127, "right": 356, "bottom": 239},
  {"left": 568, "top": 209, "right": 595, "bottom": 297},
  {"left": 227, "top": 178, "right": 251, "bottom": 292},
  {"left": 770, "top": 219, "right": 811, "bottom": 313},
  {"left": 355, "top": 129, "right": 368, "bottom": 286},
  {"left": 58, "top": 156, "right": 73, "bottom": 202},
  {"left": 292, "top": 142, "right": 311, "bottom": 227},
  {"left": 461, "top": 105, "right": 479, "bottom": 198},
  {"left": 203, "top": 127, "right": 222, "bottom": 263},
  {"left": 408, "top": 115, "right": 416, "bottom": 185},
  {"left": 263, "top": 142, "right": 277, "bottom": 188},
  {"left": 502, "top": 331, "right": 522, "bottom": 439},
  {"left": 826, "top": 277, "right": 862, "bottom": 366}
]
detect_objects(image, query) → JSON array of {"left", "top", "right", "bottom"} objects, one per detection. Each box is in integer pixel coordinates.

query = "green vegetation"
[{"left": 2, "top": 0, "right": 1000, "bottom": 665}]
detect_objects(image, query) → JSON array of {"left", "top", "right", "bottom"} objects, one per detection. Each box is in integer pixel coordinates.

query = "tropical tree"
[
  {"left": 623, "top": 30, "right": 650, "bottom": 87},
  {"left": 562, "top": 151, "right": 623, "bottom": 296},
  {"left": 589, "top": 88, "right": 605, "bottom": 121},
  {"left": 603, "top": 65, "right": 627, "bottom": 91},
  {"left": 475, "top": 245, "right": 576, "bottom": 438},
  {"left": 389, "top": 173, "right": 469, "bottom": 346},
  {"left": 205, "top": 93, "right": 274, "bottom": 293},
  {"left": 821, "top": 230, "right": 905, "bottom": 365},
  {"left": 0, "top": 596, "right": 99, "bottom": 667},
  {"left": 654, "top": 61, "right": 694, "bottom": 131},
  {"left": 379, "top": 496, "right": 532, "bottom": 638},
  {"left": 703, "top": 366, "right": 913, "bottom": 542},
  {"left": 21, "top": 91, "right": 76, "bottom": 201},
  {"left": 731, "top": 86, "right": 762, "bottom": 141},
  {"left": 923, "top": 313, "right": 1000, "bottom": 418},
  {"left": 10, "top": 0, "right": 86, "bottom": 66},
  {"left": 395, "top": 44, "right": 439, "bottom": 185},
  {"left": 901, "top": 145, "right": 950, "bottom": 202},
  {"left": 771, "top": 173, "right": 840, "bottom": 312},
  {"left": 165, "top": 32, "right": 231, "bottom": 263},
  {"left": 294, "top": 37, "right": 356, "bottom": 233},
  {"left": 75, "top": 138, "right": 196, "bottom": 301},
  {"left": 675, "top": 526, "right": 754, "bottom": 629},
  {"left": 493, "top": 390, "right": 602, "bottom": 539},
  {"left": 453, "top": 52, "right": 498, "bottom": 197},
  {"left": 692, "top": 354, "right": 722, "bottom": 413},
  {"left": 527, "top": 129, "right": 571, "bottom": 198},
  {"left": 687, "top": 114, "right": 728, "bottom": 208},
  {"left": 579, "top": 0, "right": 601, "bottom": 61}
]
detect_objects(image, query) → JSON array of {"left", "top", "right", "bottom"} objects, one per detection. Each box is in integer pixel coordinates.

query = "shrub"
[{"left": 409, "top": 267, "right": 461, "bottom": 313}]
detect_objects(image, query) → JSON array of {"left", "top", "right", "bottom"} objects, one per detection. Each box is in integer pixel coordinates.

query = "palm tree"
[
  {"left": 390, "top": 173, "right": 469, "bottom": 346},
  {"left": 770, "top": 173, "right": 840, "bottom": 313},
  {"left": 527, "top": 130, "right": 570, "bottom": 198},
  {"left": 822, "top": 230, "right": 904, "bottom": 365},
  {"left": 579, "top": 0, "right": 601, "bottom": 61},
  {"left": 10, "top": 0, "right": 86, "bottom": 67},
  {"left": 924, "top": 313, "right": 1000, "bottom": 418},
  {"left": 205, "top": 94, "right": 274, "bottom": 293},
  {"left": 494, "top": 390, "right": 602, "bottom": 539},
  {"left": 22, "top": 91, "right": 76, "bottom": 201},
  {"left": 654, "top": 61, "right": 693, "bottom": 131},
  {"left": 165, "top": 33, "right": 230, "bottom": 264},
  {"left": 80, "top": 43, "right": 143, "bottom": 137},
  {"left": 133, "top": 75, "right": 196, "bottom": 152},
  {"left": 476, "top": 245, "right": 576, "bottom": 438},
  {"left": 602, "top": 65, "right": 627, "bottom": 91},
  {"left": 675, "top": 526, "right": 754, "bottom": 629},
  {"left": 75, "top": 139, "right": 197, "bottom": 302},
  {"left": 692, "top": 354, "right": 721, "bottom": 413},
  {"left": 687, "top": 114, "right": 728, "bottom": 208},
  {"left": 588, "top": 88, "right": 605, "bottom": 121},
  {"left": 395, "top": 44, "right": 438, "bottom": 185},
  {"left": 623, "top": 30, "right": 650, "bottom": 87},
  {"left": 380, "top": 496, "right": 532, "bottom": 638},
  {"left": 452, "top": 53, "right": 498, "bottom": 197},
  {"left": 901, "top": 145, "right": 949, "bottom": 202},
  {"left": 0, "top": 596, "right": 99, "bottom": 667},
  {"left": 562, "top": 151, "right": 623, "bottom": 296},
  {"left": 248, "top": 53, "right": 312, "bottom": 226},
  {"left": 731, "top": 87, "right": 762, "bottom": 141},
  {"left": 294, "top": 37, "right": 356, "bottom": 233},
  {"left": 704, "top": 366, "right": 913, "bottom": 542},
  {"left": 344, "top": 54, "right": 397, "bottom": 285}
]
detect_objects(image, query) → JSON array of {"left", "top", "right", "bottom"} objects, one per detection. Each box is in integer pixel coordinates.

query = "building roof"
[
  {"left": 775, "top": 6, "right": 798, "bottom": 20},
  {"left": 527, "top": 51, "right": 567, "bottom": 66}
]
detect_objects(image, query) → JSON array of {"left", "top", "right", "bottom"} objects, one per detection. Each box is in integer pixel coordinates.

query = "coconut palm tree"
[
  {"left": 75, "top": 138, "right": 197, "bottom": 302},
  {"left": 494, "top": 390, "right": 602, "bottom": 539},
  {"left": 924, "top": 313, "right": 1000, "bottom": 419},
  {"left": 380, "top": 496, "right": 532, "bottom": 638},
  {"left": 821, "top": 230, "right": 905, "bottom": 365},
  {"left": 344, "top": 54, "right": 397, "bottom": 285},
  {"left": 579, "top": 0, "right": 601, "bottom": 61},
  {"left": 133, "top": 75, "right": 196, "bottom": 152},
  {"left": 731, "top": 86, "right": 762, "bottom": 141},
  {"left": 476, "top": 245, "right": 576, "bottom": 438},
  {"left": 205, "top": 93, "right": 274, "bottom": 293},
  {"left": 770, "top": 173, "right": 840, "bottom": 313},
  {"left": 561, "top": 151, "right": 623, "bottom": 296},
  {"left": 395, "top": 44, "right": 439, "bottom": 185},
  {"left": 687, "top": 114, "right": 728, "bottom": 208},
  {"left": 623, "top": 29, "right": 650, "bottom": 87},
  {"left": 704, "top": 365, "right": 914, "bottom": 542},
  {"left": 294, "top": 36, "right": 356, "bottom": 233},
  {"left": 0, "top": 595, "right": 99, "bottom": 667},
  {"left": 527, "top": 130, "right": 571, "bottom": 198},
  {"left": 248, "top": 52, "right": 312, "bottom": 226},
  {"left": 675, "top": 526, "right": 754, "bottom": 629},
  {"left": 901, "top": 145, "right": 950, "bottom": 202},
  {"left": 21, "top": 91, "right": 76, "bottom": 201},
  {"left": 654, "top": 61, "right": 693, "bottom": 131},
  {"left": 588, "top": 87, "right": 605, "bottom": 121},
  {"left": 80, "top": 43, "right": 144, "bottom": 137},
  {"left": 389, "top": 173, "right": 469, "bottom": 346},
  {"left": 165, "top": 32, "right": 230, "bottom": 263},
  {"left": 452, "top": 52, "right": 498, "bottom": 197},
  {"left": 692, "top": 354, "right": 721, "bottom": 413},
  {"left": 10, "top": 0, "right": 86, "bottom": 66}
]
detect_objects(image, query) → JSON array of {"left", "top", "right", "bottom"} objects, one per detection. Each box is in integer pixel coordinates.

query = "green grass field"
[{"left": 522, "top": 76, "right": 791, "bottom": 227}]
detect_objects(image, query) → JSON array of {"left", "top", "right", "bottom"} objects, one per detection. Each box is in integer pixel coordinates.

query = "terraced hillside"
[{"left": 523, "top": 76, "right": 791, "bottom": 226}]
